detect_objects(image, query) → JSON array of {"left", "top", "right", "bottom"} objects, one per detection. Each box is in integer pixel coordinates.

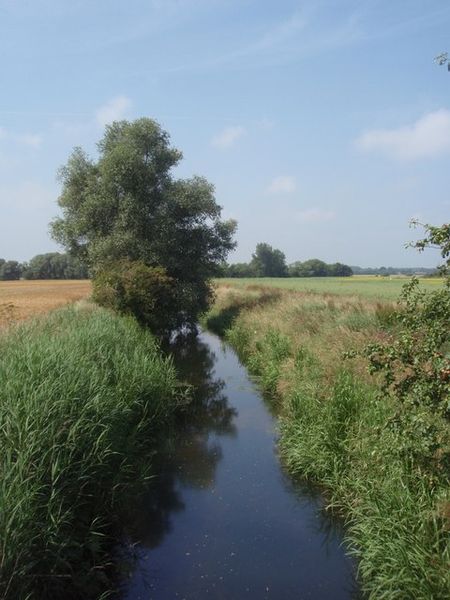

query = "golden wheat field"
[{"left": 0, "top": 280, "right": 92, "bottom": 328}]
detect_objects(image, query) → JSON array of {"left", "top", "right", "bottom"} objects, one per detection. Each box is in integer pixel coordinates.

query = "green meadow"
[{"left": 217, "top": 275, "right": 443, "bottom": 301}]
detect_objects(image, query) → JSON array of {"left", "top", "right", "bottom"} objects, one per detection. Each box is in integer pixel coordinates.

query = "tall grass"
[
  {"left": 0, "top": 302, "right": 180, "bottom": 599},
  {"left": 207, "top": 284, "right": 450, "bottom": 599}
]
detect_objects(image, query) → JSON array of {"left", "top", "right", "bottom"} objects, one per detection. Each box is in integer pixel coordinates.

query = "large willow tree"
[{"left": 51, "top": 118, "right": 236, "bottom": 331}]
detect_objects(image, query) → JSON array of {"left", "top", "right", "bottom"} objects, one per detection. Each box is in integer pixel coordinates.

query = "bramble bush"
[{"left": 353, "top": 223, "right": 450, "bottom": 470}]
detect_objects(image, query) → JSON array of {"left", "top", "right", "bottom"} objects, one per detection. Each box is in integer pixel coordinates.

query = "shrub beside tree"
[{"left": 91, "top": 260, "right": 178, "bottom": 334}]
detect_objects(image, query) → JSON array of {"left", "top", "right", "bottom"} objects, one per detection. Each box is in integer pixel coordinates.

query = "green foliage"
[
  {"left": 327, "top": 262, "right": 353, "bottom": 277},
  {"left": 410, "top": 221, "right": 450, "bottom": 275},
  {"left": 289, "top": 258, "right": 328, "bottom": 277},
  {"left": 357, "top": 223, "right": 450, "bottom": 468},
  {"left": 289, "top": 258, "right": 353, "bottom": 277},
  {"left": 0, "top": 304, "right": 180, "bottom": 599},
  {"left": 224, "top": 255, "right": 353, "bottom": 278},
  {"left": 92, "top": 260, "right": 178, "bottom": 334},
  {"left": 51, "top": 118, "right": 236, "bottom": 330},
  {"left": 250, "top": 242, "right": 288, "bottom": 277},
  {"left": 225, "top": 262, "right": 257, "bottom": 278},
  {"left": 22, "top": 252, "right": 88, "bottom": 279},
  {"left": 0, "top": 260, "right": 22, "bottom": 280}
]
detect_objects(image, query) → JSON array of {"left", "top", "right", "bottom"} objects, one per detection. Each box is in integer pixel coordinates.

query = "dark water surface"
[{"left": 120, "top": 330, "right": 357, "bottom": 600}]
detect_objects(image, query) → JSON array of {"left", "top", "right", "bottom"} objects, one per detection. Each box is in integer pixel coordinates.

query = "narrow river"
[{"left": 119, "top": 329, "right": 358, "bottom": 599}]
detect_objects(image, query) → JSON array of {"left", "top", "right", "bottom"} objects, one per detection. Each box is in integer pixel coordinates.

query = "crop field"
[
  {"left": 217, "top": 275, "right": 444, "bottom": 301},
  {"left": 0, "top": 279, "right": 91, "bottom": 328}
]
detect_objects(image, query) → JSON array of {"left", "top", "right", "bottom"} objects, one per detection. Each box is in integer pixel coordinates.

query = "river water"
[{"left": 119, "top": 329, "right": 357, "bottom": 599}]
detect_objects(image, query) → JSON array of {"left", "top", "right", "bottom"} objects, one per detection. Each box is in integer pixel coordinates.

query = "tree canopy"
[
  {"left": 0, "top": 260, "right": 22, "bottom": 281},
  {"left": 51, "top": 118, "right": 236, "bottom": 331},
  {"left": 22, "top": 253, "right": 88, "bottom": 280},
  {"left": 250, "top": 243, "right": 288, "bottom": 277}
]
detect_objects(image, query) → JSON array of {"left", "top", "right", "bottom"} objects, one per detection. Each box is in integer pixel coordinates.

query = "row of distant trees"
[
  {"left": 351, "top": 265, "right": 436, "bottom": 276},
  {"left": 222, "top": 243, "right": 353, "bottom": 278},
  {"left": 0, "top": 253, "right": 88, "bottom": 281}
]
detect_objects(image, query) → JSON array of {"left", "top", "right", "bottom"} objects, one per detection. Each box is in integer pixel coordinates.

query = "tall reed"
[{"left": 0, "top": 302, "right": 180, "bottom": 599}]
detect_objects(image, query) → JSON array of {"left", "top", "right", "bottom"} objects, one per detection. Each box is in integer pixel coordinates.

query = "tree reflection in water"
[{"left": 122, "top": 330, "right": 237, "bottom": 550}]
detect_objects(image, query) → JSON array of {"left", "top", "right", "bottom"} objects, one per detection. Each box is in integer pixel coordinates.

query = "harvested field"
[{"left": 0, "top": 280, "right": 91, "bottom": 328}]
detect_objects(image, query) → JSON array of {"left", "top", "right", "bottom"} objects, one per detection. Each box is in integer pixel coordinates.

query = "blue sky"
[{"left": 1, "top": 0, "right": 450, "bottom": 267}]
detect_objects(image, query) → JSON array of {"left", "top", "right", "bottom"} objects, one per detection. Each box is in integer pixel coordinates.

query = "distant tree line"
[
  {"left": 351, "top": 265, "right": 437, "bottom": 276},
  {"left": 222, "top": 243, "right": 353, "bottom": 278},
  {"left": 0, "top": 259, "right": 23, "bottom": 281},
  {"left": 0, "top": 253, "right": 89, "bottom": 280}
]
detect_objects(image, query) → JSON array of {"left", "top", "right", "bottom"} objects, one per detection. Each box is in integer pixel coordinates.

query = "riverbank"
[
  {"left": 205, "top": 284, "right": 450, "bottom": 599},
  {"left": 0, "top": 302, "right": 181, "bottom": 599}
]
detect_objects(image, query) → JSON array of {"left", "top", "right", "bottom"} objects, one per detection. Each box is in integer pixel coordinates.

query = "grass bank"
[
  {"left": 205, "top": 284, "right": 450, "bottom": 599},
  {"left": 0, "top": 302, "right": 180, "bottom": 600}
]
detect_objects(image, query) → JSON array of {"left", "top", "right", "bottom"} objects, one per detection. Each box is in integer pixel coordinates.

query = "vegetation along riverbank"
[
  {"left": 205, "top": 266, "right": 450, "bottom": 599},
  {"left": 0, "top": 302, "right": 181, "bottom": 599}
]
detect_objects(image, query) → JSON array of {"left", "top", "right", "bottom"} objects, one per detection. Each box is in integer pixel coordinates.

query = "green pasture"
[{"left": 217, "top": 275, "right": 444, "bottom": 301}]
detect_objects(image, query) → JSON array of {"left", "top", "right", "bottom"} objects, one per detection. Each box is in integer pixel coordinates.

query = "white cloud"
[
  {"left": 96, "top": 95, "right": 132, "bottom": 127},
  {"left": 295, "top": 208, "right": 335, "bottom": 223},
  {"left": 211, "top": 126, "right": 246, "bottom": 149},
  {"left": 356, "top": 109, "right": 450, "bottom": 160},
  {"left": 267, "top": 175, "right": 297, "bottom": 194}
]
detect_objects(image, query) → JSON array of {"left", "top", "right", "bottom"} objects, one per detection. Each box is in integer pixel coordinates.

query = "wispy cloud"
[
  {"left": 0, "top": 127, "right": 42, "bottom": 148},
  {"left": 147, "top": 2, "right": 450, "bottom": 78},
  {"left": 296, "top": 208, "right": 335, "bottom": 223},
  {"left": 144, "top": 5, "right": 361, "bottom": 76},
  {"left": 244, "top": 11, "right": 307, "bottom": 55},
  {"left": 211, "top": 125, "right": 246, "bottom": 149},
  {"left": 355, "top": 109, "right": 450, "bottom": 161},
  {"left": 16, "top": 133, "right": 42, "bottom": 148},
  {"left": 267, "top": 175, "right": 297, "bottom": 194},
  {"left": 96, "top": 95, "right": 132, "bottom": 127}
]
